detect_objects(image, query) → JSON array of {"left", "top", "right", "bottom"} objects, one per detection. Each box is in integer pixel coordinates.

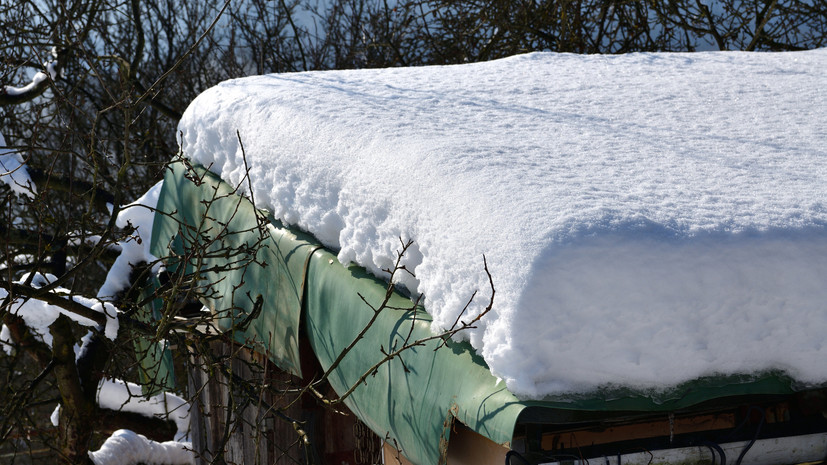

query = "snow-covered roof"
[{"left": 178, "top": 49, "right": 827, "bottom": 398}]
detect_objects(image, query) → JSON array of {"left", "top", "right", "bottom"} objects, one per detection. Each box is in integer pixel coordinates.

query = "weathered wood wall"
[{"left": 187, "top": 340, "right": 381, "bottom": 465}]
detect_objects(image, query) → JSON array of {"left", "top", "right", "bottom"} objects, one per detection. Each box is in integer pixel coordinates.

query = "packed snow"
[{"left": 177, "top": 49, "right": 827, "bottom": 398}]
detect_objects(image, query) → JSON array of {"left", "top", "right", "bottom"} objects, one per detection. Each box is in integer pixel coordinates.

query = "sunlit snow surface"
[{"left": 178, "top": 50, "right": 827, "bottom": 398}]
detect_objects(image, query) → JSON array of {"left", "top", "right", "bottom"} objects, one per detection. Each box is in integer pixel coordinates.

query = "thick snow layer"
[{"left": 177, "top": 50, "right": 827, "bottom": 398}]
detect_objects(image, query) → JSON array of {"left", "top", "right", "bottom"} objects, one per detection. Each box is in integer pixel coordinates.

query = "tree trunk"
[{"left": 50, "top": 314, "right": 96, "bottom": 465}]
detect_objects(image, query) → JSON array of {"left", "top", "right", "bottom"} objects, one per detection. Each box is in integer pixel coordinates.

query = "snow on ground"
[{"left": 177, "top": 49, "right": 827, "bottom": 398}]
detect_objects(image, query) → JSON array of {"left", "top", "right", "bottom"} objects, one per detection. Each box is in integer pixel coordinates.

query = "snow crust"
[{"left": 177, "top": 49, "right": 827, "bottom": 398}]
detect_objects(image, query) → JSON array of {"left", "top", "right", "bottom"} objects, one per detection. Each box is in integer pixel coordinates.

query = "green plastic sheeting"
[
  {"left": 148, "top": 159, "right": 805, "bottom": 465},
  {"left": 134, "top": 276, "right": 176, "bottom": 394},
  {"left": 151, "top": 160, "right": 318, "bottom": 376}
]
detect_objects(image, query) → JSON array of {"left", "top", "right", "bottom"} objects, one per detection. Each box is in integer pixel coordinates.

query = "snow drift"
[{"left": 177, "top": 49, "right": 827, "bottom": 398}]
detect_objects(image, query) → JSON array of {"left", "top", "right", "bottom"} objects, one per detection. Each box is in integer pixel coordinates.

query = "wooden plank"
[
  {"left": 540, "top": 433, "right": 827, "bottom": 465},
  {"left": 541, "top": 412, "right": 736, "bottom": 450}
]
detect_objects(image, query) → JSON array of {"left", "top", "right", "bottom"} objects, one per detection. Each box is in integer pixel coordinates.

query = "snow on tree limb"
[
  {"left": 96, "top": 378, "right": 190, "bottom": 439},
  {"left": 0, "top": 48, "right": 63, "bottom": 106},
  {"left": 88, "top": 429, "right": 194, "bottom": 465},
  {"left": 0, "top": 273, "right": 118, "bottom": 354},
  {"left": 97, "top": 181, "right": 163, "bottom": 301},
  {"left": 80, "top": 379, "right": 193, "bottom": 465}
]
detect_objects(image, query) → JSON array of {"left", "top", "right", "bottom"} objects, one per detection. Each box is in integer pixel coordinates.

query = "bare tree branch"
[{"left": 0, "top": 281, "right": 108, "bottom": 326}]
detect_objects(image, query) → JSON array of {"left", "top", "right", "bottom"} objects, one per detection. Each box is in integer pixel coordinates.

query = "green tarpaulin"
[{"left": 152, "top": 161, "right": 314, "bottom": 376}]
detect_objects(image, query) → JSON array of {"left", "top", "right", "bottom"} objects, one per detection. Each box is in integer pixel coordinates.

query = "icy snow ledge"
[{"left": 177, "top": 50, "right": 827, "bottom": 398}]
